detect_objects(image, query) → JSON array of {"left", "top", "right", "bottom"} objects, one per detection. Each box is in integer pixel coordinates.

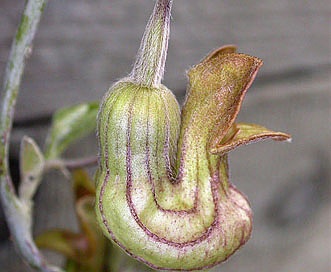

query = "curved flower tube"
[{"left": 95, "top": 1, "right": 290, "bottom": 271}]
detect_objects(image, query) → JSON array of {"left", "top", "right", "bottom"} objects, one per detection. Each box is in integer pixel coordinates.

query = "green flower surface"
[{"left": 95, "top": 45, "right": 290, "bottom": 271}]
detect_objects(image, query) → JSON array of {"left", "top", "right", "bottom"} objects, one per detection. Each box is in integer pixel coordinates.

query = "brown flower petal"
[
  {"left": 180, "top": 46, "right": 263, "bottom": 150},
  {"left": 210, "top": 123, "right": 292, "bottom": 155}
]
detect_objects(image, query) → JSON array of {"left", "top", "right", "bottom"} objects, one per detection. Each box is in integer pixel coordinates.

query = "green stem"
[
  {"left": 0, "top": 1, "right": 63, "bottom": 271},
  {"left": 130, "top": 0, "right": 173, "bottom": 87},
  {"left": 44, "top": 156, "right": 98, "bottom": 179},
  {"left": 46, "top": 156, "right": 98, "bottom": 171}
]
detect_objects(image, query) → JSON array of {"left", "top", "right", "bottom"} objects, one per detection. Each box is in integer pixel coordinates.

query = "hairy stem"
[
  {"left": 0, "top": 1, "right": 63, "bottom": 271},
  {"left": 131, "top": 0, "right": 173, "bottom": 87}
]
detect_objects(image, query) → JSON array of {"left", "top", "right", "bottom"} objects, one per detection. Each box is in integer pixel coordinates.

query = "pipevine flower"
[{"left": 95, "top": 0, "right": 291, "bottom": 271}]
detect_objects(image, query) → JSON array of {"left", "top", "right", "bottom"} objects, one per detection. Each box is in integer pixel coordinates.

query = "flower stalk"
[{"left": 130, "top": 0, "right": 173, "bottom": 87}]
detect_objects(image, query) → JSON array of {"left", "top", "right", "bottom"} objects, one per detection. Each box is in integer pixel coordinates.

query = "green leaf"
[
  {"left": 44, "top": 102, "right": 99, "bottom": 159},
  {"left": 19, "top": 136, "right": 45, "bottom": 202}
]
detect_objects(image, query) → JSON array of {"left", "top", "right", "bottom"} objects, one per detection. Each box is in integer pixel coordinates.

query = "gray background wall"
[{"left": 0, "top": 0, "right": 330, "bottom": 271}]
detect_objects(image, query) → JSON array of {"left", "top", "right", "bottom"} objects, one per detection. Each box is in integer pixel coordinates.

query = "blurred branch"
[
  {"left": 0, "top": 0, "right": 64, "bottom": 271},
  {"left": 44, "top": 156, "right": 98, "bottom": 179},
  {"left": 56, "top": 156, "right": 98, "bottom": 170}
]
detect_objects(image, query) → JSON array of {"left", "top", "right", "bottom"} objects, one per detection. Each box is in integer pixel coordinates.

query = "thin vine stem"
[
  {"left": 45, "top": 156, "right": 98, "bottom": 171},
  {"left": 0, "top": 1, "right": 63, "bottom": 271},
  {"left": 0, "top": 1, "right": 45, "bottom": 188},
  {"left": 44, "top": 156, "right": 98, "bottom": 179}
]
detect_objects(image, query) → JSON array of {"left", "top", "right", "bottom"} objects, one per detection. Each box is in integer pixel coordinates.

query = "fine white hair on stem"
[{"left": 131, "top": 0, "right": 173, "bottom": 87}]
